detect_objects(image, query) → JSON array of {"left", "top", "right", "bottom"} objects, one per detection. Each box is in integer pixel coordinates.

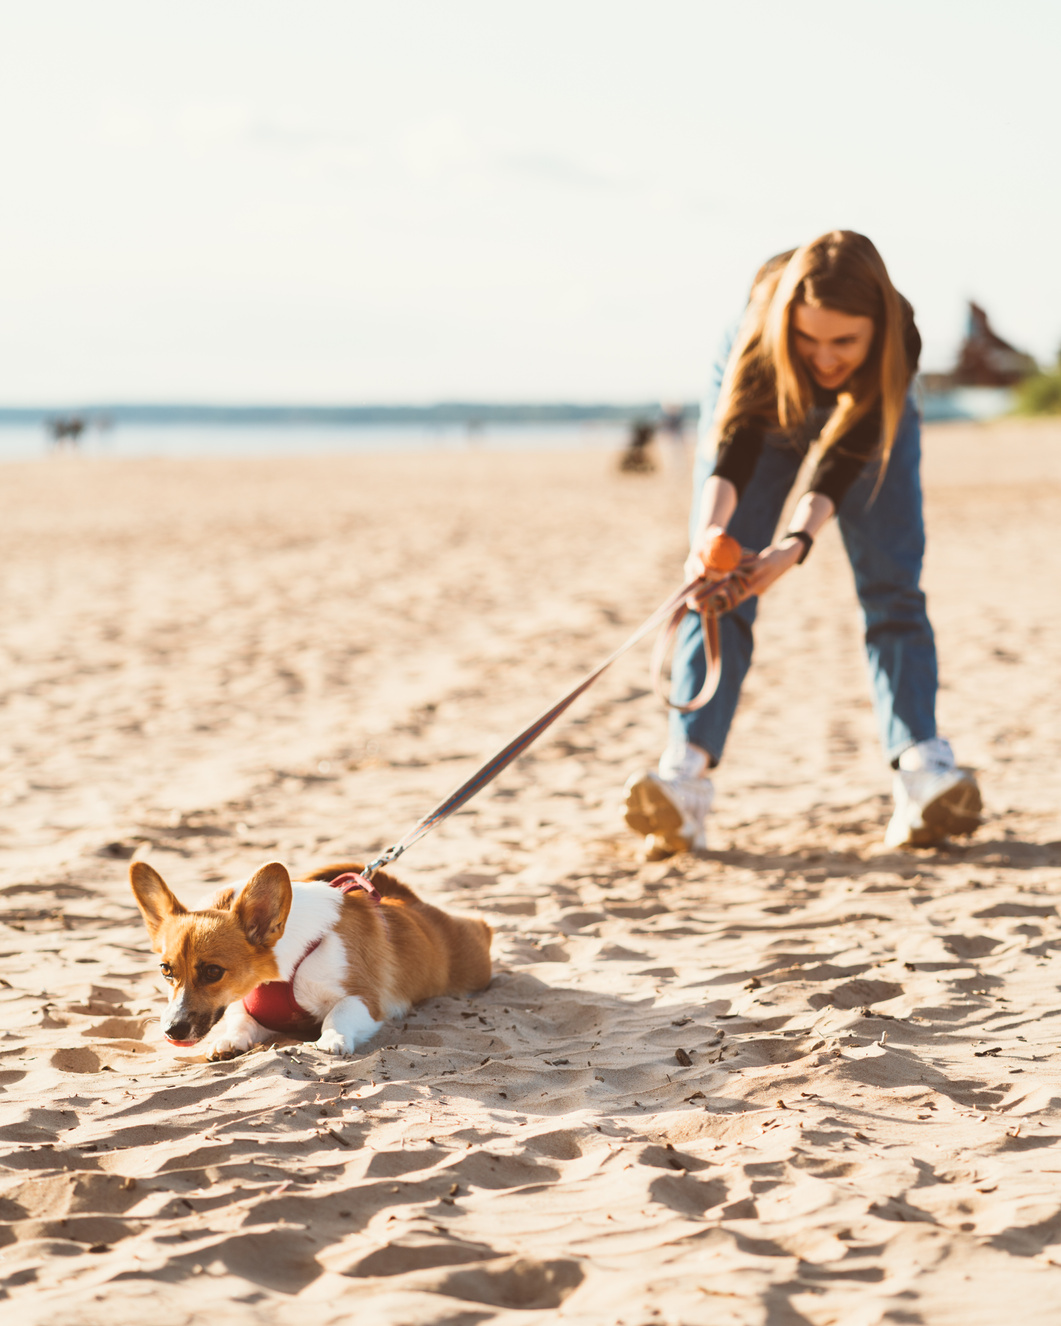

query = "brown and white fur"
[{"left": 130, "top": 859, "right": 492, "bottom": 1059}]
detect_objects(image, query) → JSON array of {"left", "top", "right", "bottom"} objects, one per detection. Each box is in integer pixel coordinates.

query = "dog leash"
[{"left": 356, "top": 559, "right": 756, "bottom": 883}]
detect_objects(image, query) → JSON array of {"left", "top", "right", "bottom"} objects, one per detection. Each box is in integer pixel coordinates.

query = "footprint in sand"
[
  {"left": 448, "top": 1151, "right": 561, "bottom": 1191},
  {"left": 808, "top": 979, "right": 904, "bottom": 1011},
  {"left": 943, "top": 934, "right": 1002, "bottom": 960},
  {"left": 83, "top": 1017, "right": 151, "bottom": 1040},
  {"left": 422, "top": 1255, "right": 584, "bottom": 1311},
  {"left": 649, "top": 1171, "right": 729, "bottom": 1217},
  {"left": 336, "top": 1233, "right": 502, "bottom": 1278},
  {"left": 49, "top": 1047, "right": 102, "bottom": 1074},
  {"left": 164, "top": 1228, "right": 322, "bottom": 1294},
  {"left": 522, "top": 1129, "right": 584, "bottom": 1161}
]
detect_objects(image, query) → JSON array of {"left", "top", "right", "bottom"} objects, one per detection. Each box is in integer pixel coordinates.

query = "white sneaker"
[
  {"left": 623, "top": 744, "right": 714, "bottom": 860},
  {"left": 884, "top": 737, "right": 982, "bottom": 849}
]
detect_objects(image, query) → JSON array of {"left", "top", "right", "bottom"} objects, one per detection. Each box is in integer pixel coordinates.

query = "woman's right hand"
[
  {"left": 684, "top": 526, "right": 742, "bottom": 581},
  {"left": 684, "top": 526, "right": 744, "bottom": 607}
]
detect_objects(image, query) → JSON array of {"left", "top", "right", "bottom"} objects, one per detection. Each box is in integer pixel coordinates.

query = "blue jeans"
[{"left": 669, "top": 349, "right": 938, "bottom": 767}]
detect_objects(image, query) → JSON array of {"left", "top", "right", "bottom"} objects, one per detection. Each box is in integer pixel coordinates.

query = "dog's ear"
[
  {"left": 130, "top": 862, "right": 186, "bottom": 939},
  {"left": 234, "top": 862, "right": 292, "bottom": 948}
]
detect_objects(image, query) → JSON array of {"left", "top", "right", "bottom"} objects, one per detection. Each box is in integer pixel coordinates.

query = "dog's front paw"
[
  {"left": 315, "top": 1028, "right": 353, "bottom": 1056},
  {"left": 207, "top": 1045, "right": 243, "bottom": 1062},
  {"left": 207, "top": 1037, "right": 249, "bottom": 1061},
  {"left": 207, "top": 1004, "right": 267, "bottom": 1060}
]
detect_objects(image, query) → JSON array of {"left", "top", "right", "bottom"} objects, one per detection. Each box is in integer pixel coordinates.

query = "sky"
[{"left": 1, "top": 1, "right": 1059, "bottom": 405}]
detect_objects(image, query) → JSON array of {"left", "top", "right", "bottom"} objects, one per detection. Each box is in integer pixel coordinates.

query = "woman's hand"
[
  {"left": 682, "top": 491, "right": 831, "bottom": 608},
  {"left": 683, "top": 526, "right": 746, "bottom": 608},
  {"left": 743, "top": 539, "right": 803, "bottom": 597},
  {"left": 684, "top": 525, "right": 740, "bottom": 582},
  {"left": 684, "top": 534, "right": 801, "bottom": 609}
]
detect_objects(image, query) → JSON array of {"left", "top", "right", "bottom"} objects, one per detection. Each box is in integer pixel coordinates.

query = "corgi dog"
[{"left": 130, "top": 859, "right": 492, "bottom": 1059}]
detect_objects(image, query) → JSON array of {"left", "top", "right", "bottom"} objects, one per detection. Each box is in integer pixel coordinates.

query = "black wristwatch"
[{"left": 782, "top": 530, "right": 813, "bottom": 564}]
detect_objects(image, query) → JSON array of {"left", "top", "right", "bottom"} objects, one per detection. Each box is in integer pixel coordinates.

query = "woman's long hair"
[{"left": 714, "top": 231, "right": 912, "bottom": 474}]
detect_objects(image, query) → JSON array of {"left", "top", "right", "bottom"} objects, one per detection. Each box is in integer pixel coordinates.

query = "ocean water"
[{"left": 0, "top": 420, "right": 631, "bottom": 464}]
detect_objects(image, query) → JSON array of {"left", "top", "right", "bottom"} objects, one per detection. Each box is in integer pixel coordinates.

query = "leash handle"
[{"left": 650, "top": 552, "right": 758, "bottom": 713}]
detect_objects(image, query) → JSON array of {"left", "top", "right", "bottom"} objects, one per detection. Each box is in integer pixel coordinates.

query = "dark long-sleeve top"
[{"left": 712, "top": 312, "right": 922, "bottom": 509}]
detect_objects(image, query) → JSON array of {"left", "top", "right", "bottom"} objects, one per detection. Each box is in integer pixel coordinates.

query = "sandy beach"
[{"left": 1, "top": 418, "right": 1060, "bottom": 1324}]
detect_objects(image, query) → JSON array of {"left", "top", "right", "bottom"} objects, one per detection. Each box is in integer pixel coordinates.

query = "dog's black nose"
[{"left": 165, "top": 1019, "right": 192, "bottom": 1041}]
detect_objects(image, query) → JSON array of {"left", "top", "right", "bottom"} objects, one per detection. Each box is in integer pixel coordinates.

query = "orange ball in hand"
[{"left": 700, "top": 532, "right": 742, "bottom": 574}]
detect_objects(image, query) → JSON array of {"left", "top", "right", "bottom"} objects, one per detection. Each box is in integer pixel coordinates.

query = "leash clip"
[{"left": 358, "top": 844, "right": 404, "bottom": 884}]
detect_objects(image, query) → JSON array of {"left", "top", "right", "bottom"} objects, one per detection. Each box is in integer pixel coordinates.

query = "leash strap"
[
  {"left": 359, "top": 561, "right": 755, "bottom": 881},
  {"left": 649, "top": 552, "right": 758, "bottom": 713}
]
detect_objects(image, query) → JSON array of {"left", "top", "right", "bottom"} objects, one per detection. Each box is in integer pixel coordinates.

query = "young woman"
[{"left": 624, "top": 230, "right": 981, "bottom": 859}]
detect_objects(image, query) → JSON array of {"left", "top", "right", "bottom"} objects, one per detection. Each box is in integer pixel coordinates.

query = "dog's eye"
[
  {"left": 200, "top": 964, "right": 225, "bottom": 985},
  {"left": 160, "top": 963, "right": 175, "bottom": 983}
]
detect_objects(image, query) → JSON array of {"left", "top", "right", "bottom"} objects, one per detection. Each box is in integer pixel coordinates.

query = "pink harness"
[{"left": 241, "top": 872, "right": 380, "bottom": 1035}]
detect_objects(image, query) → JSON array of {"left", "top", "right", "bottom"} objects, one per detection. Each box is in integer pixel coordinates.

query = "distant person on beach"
[
  {"left": 618, "top": 419, "right": 657, "bottom": 473},
  {"left": 624, "top": 230, "right": 982, "bottom": 858},
  {"left": 47, "top": 415, "right": 85, "bottom": 450}
]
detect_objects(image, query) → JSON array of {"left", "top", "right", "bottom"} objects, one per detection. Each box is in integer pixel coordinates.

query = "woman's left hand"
[{"left": 743, "top": 540, "right": 803, "bottom": 597}]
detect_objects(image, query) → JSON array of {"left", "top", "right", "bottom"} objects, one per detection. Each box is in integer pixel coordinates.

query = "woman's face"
[{"left": 791, "top": 302, "right": 875, "bottom": 391}]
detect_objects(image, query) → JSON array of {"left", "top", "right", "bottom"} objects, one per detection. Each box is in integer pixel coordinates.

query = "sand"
[{"left": 1, "top": 418, "right": 1059, "bottom": 1324}]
